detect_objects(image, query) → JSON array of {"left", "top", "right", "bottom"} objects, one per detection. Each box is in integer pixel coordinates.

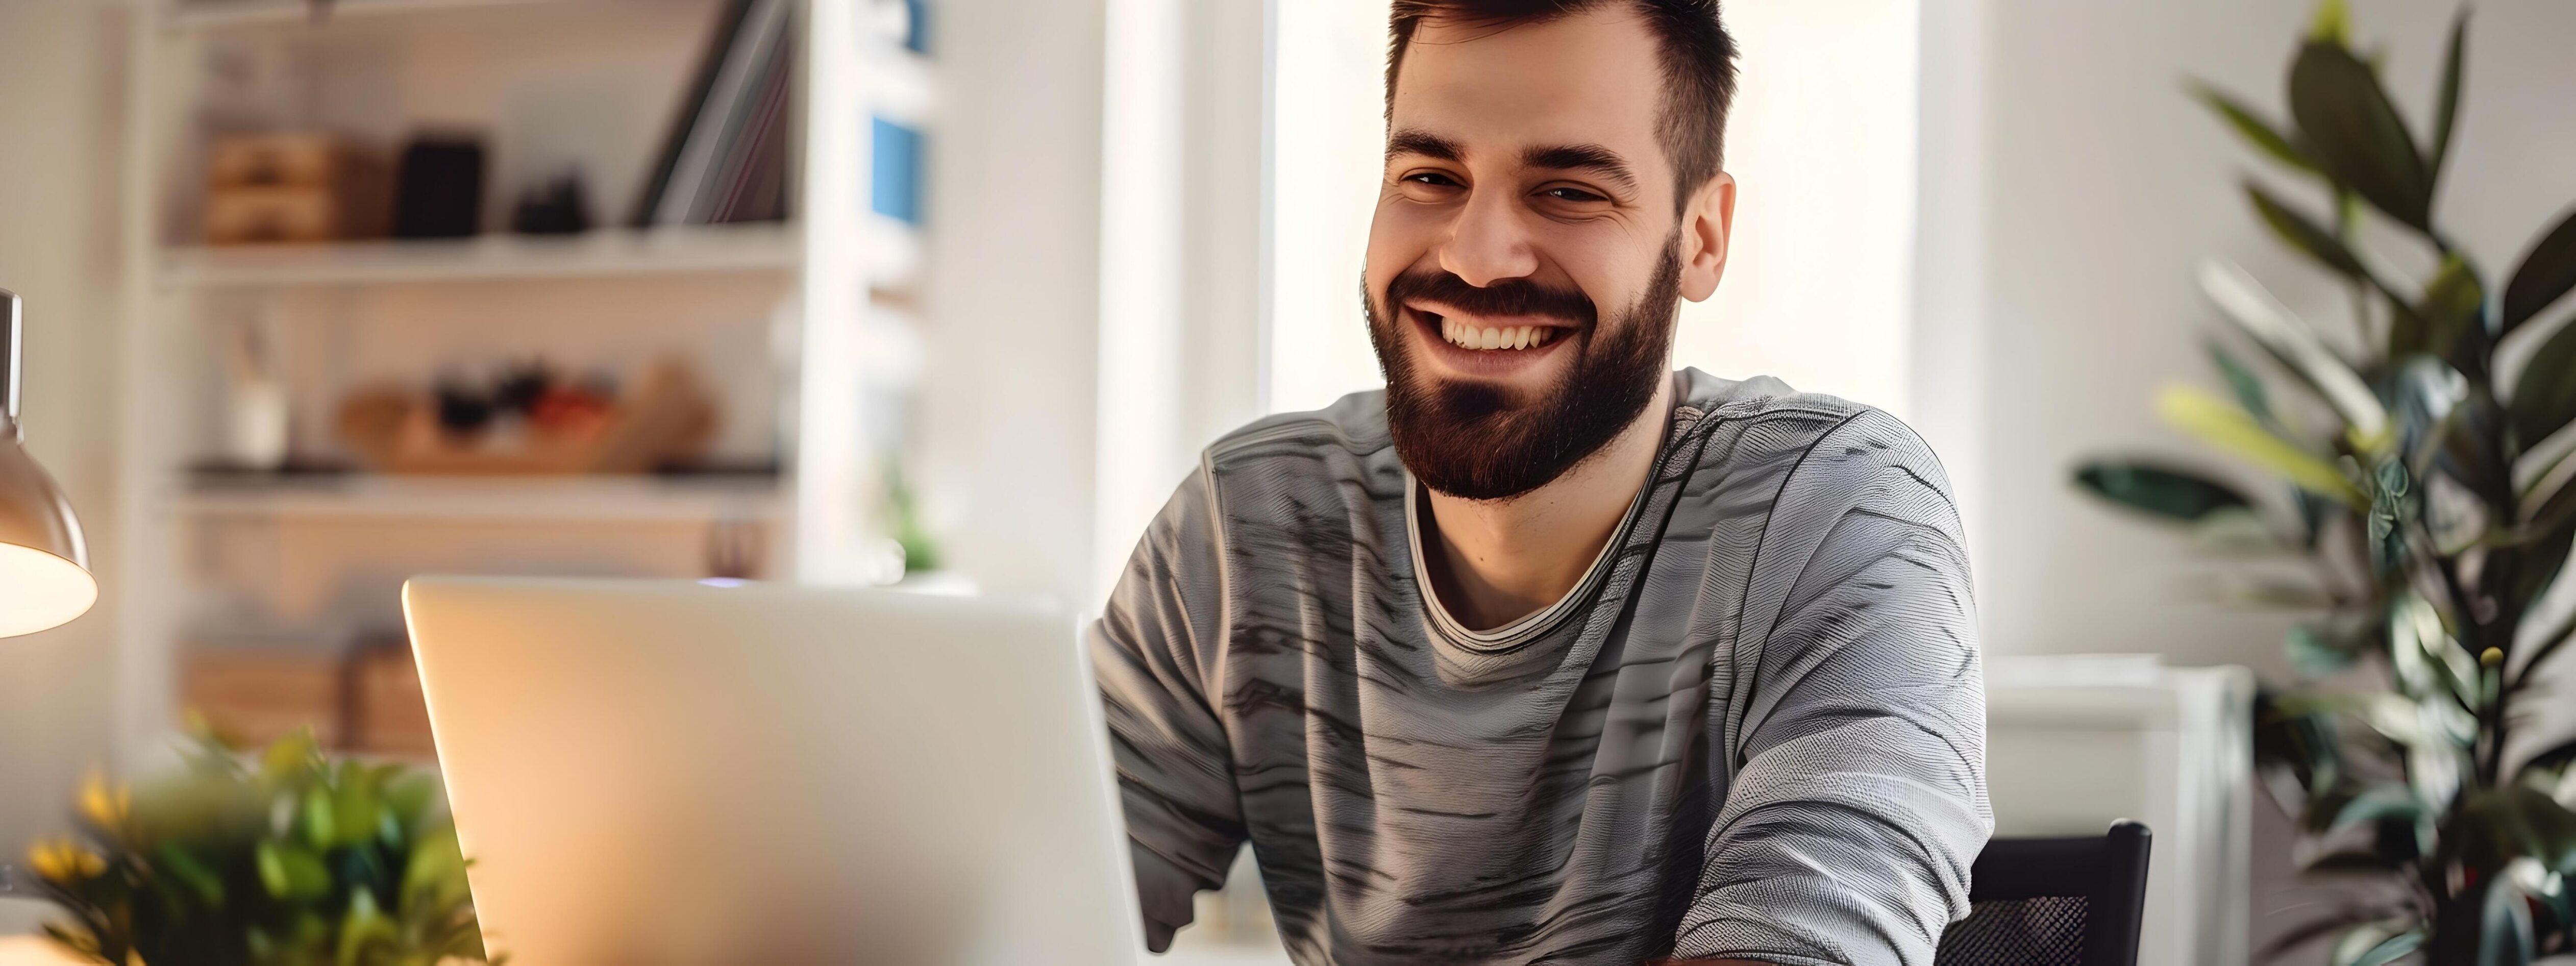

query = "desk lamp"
[{"left": 0, "top": 289, "right": 93, "bottom": 637}]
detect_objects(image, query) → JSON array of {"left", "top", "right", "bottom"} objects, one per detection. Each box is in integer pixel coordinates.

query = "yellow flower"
[
  {"left": 77, "top": 771, "right": 129, "bottom": 829},
  {"left": 27, "top": 836, "right": 105, "bottom": 882}
]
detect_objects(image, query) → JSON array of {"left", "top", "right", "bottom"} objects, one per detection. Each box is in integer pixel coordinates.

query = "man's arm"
[
  {"left": 1090, "top": 472, "right": 1249, "bottom": 953},
  {"left": 1666, "top": 410, "right": 1991, "bottom": 966}
]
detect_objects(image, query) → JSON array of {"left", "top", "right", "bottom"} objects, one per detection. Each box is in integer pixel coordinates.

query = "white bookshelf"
[
  {"left": 157, "top": 224, "right": 801, "bottom": 289},
  {"left": 161, "top": 0, "right": 573, "bottom": 31},
  {"left": 112, "top": 0, "right": 922, "bottom": 764},
  {"left": 178, "top": 473, "right": 785, "bottom": 522}
]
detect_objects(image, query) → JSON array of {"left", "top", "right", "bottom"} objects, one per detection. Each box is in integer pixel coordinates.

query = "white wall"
[
  {"left": 1090, "top": 0, "right": 1266, "bottom": 600},
  {"left": 1956, "top": 0, "right": 2576, "bottom": 673},
  {"left": 1938, "top": 0, "right": 2576, "bottom": 954},
  {"left": 915, "top": 0, "right": 1110, "bottom": 605},
  {"left": 0, "top": 0, "right": 126, "bottom": 866},
  {"left": 1685, "top": 0, "right": 1917, "bottom": 412},
  {"left": 1265, "top": 0, "right": 1387, "bottom": 416}
]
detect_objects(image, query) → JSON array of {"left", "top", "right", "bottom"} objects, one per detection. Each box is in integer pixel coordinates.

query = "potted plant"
[
  {"left": 2072, "top": 1, "right": 2576, "bottom": 962},
  {"left": 17, "top": 725, "right": 496, "bottom": 965}
]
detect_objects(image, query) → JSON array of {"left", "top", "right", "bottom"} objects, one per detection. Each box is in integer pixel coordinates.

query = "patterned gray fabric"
[{"left": 1092, "top": 369, "right": 1991, "bottom": 965}]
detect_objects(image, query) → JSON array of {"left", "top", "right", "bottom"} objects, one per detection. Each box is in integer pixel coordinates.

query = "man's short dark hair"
[{"left": 1386, "top": 1, "right": 1738, "bottom": 211}]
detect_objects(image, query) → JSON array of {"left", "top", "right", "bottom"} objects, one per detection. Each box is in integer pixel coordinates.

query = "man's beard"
[{"left": 1366, "top": 239, "right": 1682, "bottom": 502}]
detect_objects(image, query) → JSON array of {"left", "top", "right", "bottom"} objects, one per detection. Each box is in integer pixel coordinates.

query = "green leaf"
[
  {"left": 2529, "top": 467, "right": 2576, "bottom": 533},
  {"left": 2196, "top": 85, "right": 2324, "bottom": 176},
  {"left": 256, "top": 840, "right": 332, "bottom": 903},
  {"left": 2327, "top": 784, "right": 2425, "bottom": 836},
  {"left": 2511, "top": 316, "right": 2576, "bottom": 449},
  {"left": 2511, "top": 521, "right": 2576, "bottom": 646},
  {"left": 152, "top": 843, "right": 225, "bottom": 907},
  {"left": 2331, "top": 923, "right": 2418, "bottom": 966},
  {"left": 2502, "top": 208, "right": 2576, "bottom": 335},
  {"left": 301, "top": 785, "right": 336, "bottom": 849},
  {"left": 2289, "top": 41, "right": 2433, "bottom": 232},
  {"left": 2074, "top": 461, "right": 2255, "bottom": 521},
  {"left": 2438, "top": 394, "right": 2515, "bottom": 517},
  {"left": 2193, "top": 506, "right": 2283, "bottom": 551},
  {"left": 2480, "top": 876, "right": 2536, "bottom": 966},
  {"left": 401, "top": 822, "right": 472, "bottom": 914},
  {"left": 2525, "top": 738, "right": 2576, "bottom": 778},
  {"left": 2159, "top": 386, "right": 2366, "bottom": 505},
  {"left": 261, "top": 729, "right": 321, "bottom": 787},
  {"left": 2388, "top": 590, "right": 2480, "bottom": 708},
  {"left": 330, "top": 779, "right": 383, "bottom": 850},
  {"left": 2257, "top": 687, "right": 2344, "bottom": 808},
  {"left": 2200, "top": 259, "right": 2391, "bottom": 447},
  {"left": 2289, "top": 622, "right": 2363, "bottom": 676},
  {"left": 2209, "top": 340, "right": 2276, "bottom": 422},
  {"left": 2308, "top": 0, "right": 2351, "bottom": 45},
  {"left": 2419, "top": 254, "right": 2487, "bottom": 358},
  {"left": 2246, "top": 181, "right": 2367, "bottom": 279},
  {"left": 385, "top": 771, "right": 438, "bottom": 830},
  {"left": 2456, "top": 786, "right": 2576, "bottom": 877},
  {"left": 337, "top": 888, "right": 401, "bottom": 966},
  {"left": 2426, "top": 10, "right": 2468, "bottom": 186},
  {"left": 2348, "top": 929, "right": 2423, "bottom": 966},
  {"left": 2391, "top": 356, "right": 2470, "bottom": 466}
]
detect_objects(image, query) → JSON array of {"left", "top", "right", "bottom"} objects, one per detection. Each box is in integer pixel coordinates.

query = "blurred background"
[{"left": 1, "top": 0, "right": 2573, "bottom": 963}]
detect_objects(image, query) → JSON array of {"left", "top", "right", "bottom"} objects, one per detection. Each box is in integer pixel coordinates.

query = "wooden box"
[
  {"left": 207, "top": 133, "right": 340, "bottom": 188},
  {"left": 182, "top": 649, "right": 342, "bottom": 748},
  {"left": 205, "top": 187, "right": 343, "bottom": 244},
  {"left": 203, "top": 133, "right": 390, "bottom": 243},
  {"left": 346, "top": 641, "right": 438, "bottom": 759}
]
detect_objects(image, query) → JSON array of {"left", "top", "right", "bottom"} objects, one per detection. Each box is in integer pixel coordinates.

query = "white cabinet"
[{"left": 1987, "top": 656, "right": 2256, "bottom": 966}]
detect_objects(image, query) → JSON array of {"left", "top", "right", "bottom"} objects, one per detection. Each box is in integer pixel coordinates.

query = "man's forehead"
[{"left": 1388, "top": 8, "right": 1668, "bottom": 170}]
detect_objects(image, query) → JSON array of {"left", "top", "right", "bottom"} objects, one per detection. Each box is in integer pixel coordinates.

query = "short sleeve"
[
  {"left": 1089, "top": 470, "right": 1246, "bottom": 953},
  {"left": 1669, "top": 409, "right": 1992, "bottom": 966}
]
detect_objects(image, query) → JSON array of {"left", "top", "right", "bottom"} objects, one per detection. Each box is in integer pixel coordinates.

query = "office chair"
[{"left": 1934, "top": 820, "right": 2152, "bottom": 966}]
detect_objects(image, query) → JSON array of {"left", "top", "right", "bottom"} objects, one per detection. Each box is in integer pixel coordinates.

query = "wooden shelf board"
[
  {"left": 157, "top": 225, "right": 800, "bottom": 289},
  {"left": 166, "top": 0, "right": 584, "bottom": 31},
  {"left": 179, "top": 473, "right": 783, "bottom": 523}
]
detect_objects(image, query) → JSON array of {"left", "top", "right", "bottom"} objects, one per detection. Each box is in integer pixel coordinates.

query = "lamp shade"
[{"left": 0, "top": 288, "right": 93, "bottom": 638}]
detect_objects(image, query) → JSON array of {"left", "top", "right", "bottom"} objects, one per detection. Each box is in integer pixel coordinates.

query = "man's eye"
[
  {"left": 1544, "top": 186, "right": 1607, "bottom": 203},
  {"left": 1404, "top": 172, "right": 1460, "bottom": 187}
]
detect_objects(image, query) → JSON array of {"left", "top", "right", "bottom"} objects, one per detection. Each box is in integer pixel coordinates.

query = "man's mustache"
[{"left": 1383, "top": 268, "right": 1597, "bottom": 329}]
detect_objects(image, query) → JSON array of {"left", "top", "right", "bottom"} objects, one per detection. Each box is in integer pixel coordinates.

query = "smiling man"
[{"left": 1091, "top": 2, "right": 1989, "bottom": 964}]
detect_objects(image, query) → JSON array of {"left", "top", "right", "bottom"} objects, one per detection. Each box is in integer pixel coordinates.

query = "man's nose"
[{"left": 1435, "top": 190, "right": 1540, "bottom": 288}]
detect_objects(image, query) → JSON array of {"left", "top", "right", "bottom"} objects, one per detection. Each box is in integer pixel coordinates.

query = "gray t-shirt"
[{"left": 1092, "top": 369, "right": 1990, "bottom": 965}]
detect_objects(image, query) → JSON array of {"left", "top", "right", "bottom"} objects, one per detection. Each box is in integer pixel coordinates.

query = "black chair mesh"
[{"left": 1934, "top": 895, "right": 2090, "bottom": 966}]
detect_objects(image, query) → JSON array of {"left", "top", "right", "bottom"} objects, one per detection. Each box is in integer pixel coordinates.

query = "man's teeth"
[{"left": 1438, "top": 316, "right": 1558, "bottom": 351}]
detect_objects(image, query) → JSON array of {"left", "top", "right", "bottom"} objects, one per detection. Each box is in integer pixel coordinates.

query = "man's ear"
[{"left": 1677, "top": 172, "right": 1736, "bottom": 303}]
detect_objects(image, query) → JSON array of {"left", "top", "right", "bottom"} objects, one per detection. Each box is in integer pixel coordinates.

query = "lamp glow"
[
  {"left": 0, "top": 288, "right": 93, "bottom": 638},
  {"left": 0, "top": 543, "right": 94, "bottom": 637}
]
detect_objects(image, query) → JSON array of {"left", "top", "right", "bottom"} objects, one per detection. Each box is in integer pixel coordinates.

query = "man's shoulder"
[
  {"left": 1676, "top": 367, "right": 1862, "bottom": 433},
  {"left": 1670, "top": 368, "right": 1958, "bottom": 530},
  {"left": 1200, "top": 387, "right": 1397, "bottom": 474},
  {"left": 1675, "top": 368, "right": 1935, "bottom": 465}
]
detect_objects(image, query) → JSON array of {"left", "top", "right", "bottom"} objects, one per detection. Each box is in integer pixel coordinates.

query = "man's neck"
[{"left": 1420, "top": 374, "right": 1676, "bottom": 632}]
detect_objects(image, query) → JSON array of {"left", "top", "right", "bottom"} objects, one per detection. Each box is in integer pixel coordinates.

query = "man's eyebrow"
[
  {"left": 1385, "top": 129, "right": 1463, "bottom": 163},
  {"left": 1521, "top": 143, "right": 1638, "bottom": 193}
]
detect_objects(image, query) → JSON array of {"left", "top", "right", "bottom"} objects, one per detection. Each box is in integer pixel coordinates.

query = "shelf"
[
  {"left": 165, "top": 0, "right": 588, "bottom": 31},
  {"left": 179, "top": 472, "right": 783, "bottom": 523},
  {"left": 157, "top": 225, "right": 800, "bottom": 289}
]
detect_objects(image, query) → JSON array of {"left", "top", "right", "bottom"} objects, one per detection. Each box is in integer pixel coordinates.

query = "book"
[{"left": 632, "top": 0, "right": 792, "bottom": 226}]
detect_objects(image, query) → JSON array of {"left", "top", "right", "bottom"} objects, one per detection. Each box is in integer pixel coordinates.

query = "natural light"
[{"left": 1266, "top": 0, "right": 1921, "bottom": 419}]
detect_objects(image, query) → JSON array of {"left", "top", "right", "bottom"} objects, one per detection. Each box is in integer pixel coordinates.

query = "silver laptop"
[{"left": 402, "top": 576, "right": 1143, "bottom": 965}]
